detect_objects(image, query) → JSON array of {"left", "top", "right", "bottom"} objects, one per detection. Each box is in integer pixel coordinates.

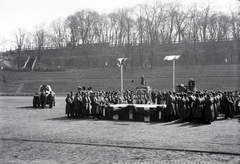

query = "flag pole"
[
  {"left": 117, "top": 58, "right": 127, "bottom": 98},
  {"left": 163, "top": 55, "right": 180, "bottom": 92}
]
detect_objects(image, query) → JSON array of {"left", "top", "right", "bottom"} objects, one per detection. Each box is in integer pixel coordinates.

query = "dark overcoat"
[{"left": 65, "top": 96, "right": 73, "bottom": 115}]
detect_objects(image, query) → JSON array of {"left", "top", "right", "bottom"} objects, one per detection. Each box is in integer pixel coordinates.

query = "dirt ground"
[{"left": 0, "top": 96, "right": 240, "bottom": 164}]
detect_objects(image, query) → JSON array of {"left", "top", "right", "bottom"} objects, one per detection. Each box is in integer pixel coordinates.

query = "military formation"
[
  {"left": 161, "top": 90, "right": 239, "bottom": 124},
  {"left": 65, "top": 85, "right": 240, "bottom": 124}
]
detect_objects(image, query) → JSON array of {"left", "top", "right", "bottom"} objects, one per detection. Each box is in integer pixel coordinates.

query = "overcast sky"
[{"left": 0, "top": 0, "right": 239, "bottom": 50}]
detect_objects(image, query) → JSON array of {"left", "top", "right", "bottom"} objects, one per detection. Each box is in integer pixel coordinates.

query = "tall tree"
[
  {"left": 75, "top": 10, "right": 100, "bottom": 67},
  {"left": 65, "top": 14, "right": 79, "bottom": 47},
  {"left": 187, "top": 4, "right": 200, "bottom": 63},
  {"left": 217, "top": 13, "right": 231, "bottom": 41},
  {"left": 143, "top": 2, "right": 165, "bottom": 69},
  {"left": 50, "top": 18, "right": 67, "bottom": 48},
  {"left": 0, "top": 36, "right": 7, "bottom": 53},
  {"left": 198, "top": 4, "right": 212, "bottom": 42},
  {"left": 33, "top": 25, "right": 48, "bottom": 61},
  {"left": 165, "top": 3, "right": 176, "bottom": 44},
  {"left": 14, "top": 28, "right": 26, "bottom": 69},
  {"left": 229, "top": 9, "right": 240, "bottom": 62},
  {"left": 122, "top": 7, "right": 134, "bottom": 59},
  {"left": 207, "top": 13, "right": 218, "bottom": 58},
  {"left": 135, "top": 4, "right": 146, "bottom": 68}
]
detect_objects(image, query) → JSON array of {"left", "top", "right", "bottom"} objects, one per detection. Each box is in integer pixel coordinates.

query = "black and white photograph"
[{"left": 0, "top": 0, "right": 240, "bottom": 163}]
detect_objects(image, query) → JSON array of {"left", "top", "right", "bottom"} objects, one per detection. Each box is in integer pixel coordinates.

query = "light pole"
[
  {"left": 132, "top": 32, "right": 135, "bottom": 75},
  {"left": 117, "top": 58, "right": 128, "bottom": 97},
  {"left": 164, "top": 55, "right": 180, "bottom": 92}
]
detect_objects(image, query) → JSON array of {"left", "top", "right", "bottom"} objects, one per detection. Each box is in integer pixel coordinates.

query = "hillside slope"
[
  {"left": 2, "top": 40, "right": 240, "bottom": 70},
  {"left": 0, "top": 64, "right": 239, "bottom": 95}
]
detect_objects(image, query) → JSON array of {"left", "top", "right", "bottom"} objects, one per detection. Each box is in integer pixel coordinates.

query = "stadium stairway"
[{"left": 24, "top": 57, "right": 35, "bottom": 70}]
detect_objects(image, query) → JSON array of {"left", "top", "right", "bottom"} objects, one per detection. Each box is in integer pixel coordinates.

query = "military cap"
[{"left": 88, "top": 86, "right": 92, "bottom": 90}]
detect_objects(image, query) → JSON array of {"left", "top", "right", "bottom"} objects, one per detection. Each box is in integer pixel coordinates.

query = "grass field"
[{"left": 0, "top": 96, "right": 240, "bottom": 163}]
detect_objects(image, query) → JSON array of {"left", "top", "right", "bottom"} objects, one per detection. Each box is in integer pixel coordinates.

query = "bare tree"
[
  {"left": 143, "top": 2, "right": 166, "bottom": 69},
  {"left": 0, "top": 36, "right": 7, "bottom": 53},
  {"left": 217, "top": 13, "right": 231, "bottom": 41},
  {"left": 14, "top": 28, "right": 26, "bottom": 69},
  {"left": 198, "top": 4, "right": 212, "bottom": 42},
  {"left": 108, "top": 12, "right": 120, "bottom": 47},
  {"left": 5, "top": 1, "right": 240, "bottom": 68},
  {"left": 75, "top": 10, "right": 100, "bottom": 67},
  {"left": 121, "top": 7, "right": 135, "bottom": 59},
  {"left": 50, "top": 18, "right": 67, "bottom": 48},
  {"left": 24, "top": 36, "right": 32, "bottom": 50},
  {"left": 75, "top": 10, "right": 97, "bottom": 44},
  {"left": 65, "top": 14, "right": 79, "bottom": 47},
  {"left": 88, "top": 11, "right": 100, "bottom": 44},
  {"left": 0, "top": 36, "right": 6, "bottom": 47},
  {"left": 33, "top": 25, "right": 48, "bottom": 61},
  {"left": 0, "top": 36, "right": 7, "bottom": 63},
  {"left": 92, "top": 13, "right": 104, "bottom": 44},
  {"left": 173, "top": 4, "right": 189, "bottom": 43},
  {"left": 164, "top": 3, "right": 176, "bottom": 44},
  {"left": 207, "top": 13, "right": 219, "bottom": 61},
  {"left": 229, "top": 9, "right": 240, "bottom": 62},
  {"left": 186, "top": 4, "right": 200, "bottom": 63},
  {"left": 135, "top": 4, "right": 146, "bottom": 68},
  {"left": 100, "top": 14, "right": 111, "bottom": 43}
]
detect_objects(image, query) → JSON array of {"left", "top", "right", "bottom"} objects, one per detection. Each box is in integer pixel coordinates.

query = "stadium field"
[{"left": 0, "top": 96, "right": 240, "bottom": 163}]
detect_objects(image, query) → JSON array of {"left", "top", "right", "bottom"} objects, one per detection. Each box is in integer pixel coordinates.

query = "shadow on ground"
[
  {"left": 16, "top": 106, "right": 35, "bottom": 109},
  {"left": 47, "top": 116, "right": 163, "bottom": 124},
  {"left": 46, "top": 114, "right": 240, "bottom": 125},
  {"left": 158, "top": 119, "right": 209, "bottom": 127},
  {"left": 177, "top": 121, "right": 209, "bottom": 127},
  {"left": 16, "top": 106, "right": 53, "bottom": 110}
]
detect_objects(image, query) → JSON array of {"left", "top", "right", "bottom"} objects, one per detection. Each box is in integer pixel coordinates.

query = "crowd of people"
[{"left": 65, "top": 86, "right": 240, "bottom": 124}]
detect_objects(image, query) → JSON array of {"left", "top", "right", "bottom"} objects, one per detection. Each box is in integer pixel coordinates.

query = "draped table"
[{"left": 104, "top": 104, "right": 166, "bottom": 122}]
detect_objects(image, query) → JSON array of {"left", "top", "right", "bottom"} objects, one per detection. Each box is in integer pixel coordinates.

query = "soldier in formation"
[
  {"left": 65, "top": 86, "right": 240, "bottom": 124},
  {"left": 161, "top": 90, "right": 239, "bottom": 124}
]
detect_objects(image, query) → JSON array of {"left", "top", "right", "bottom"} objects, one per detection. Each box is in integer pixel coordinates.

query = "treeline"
[
  {"left": 16, "top": 2, "right": 239, "bottom": 47},
  {"left": 9, "top": 2, "right": 240, "bottom": 68}
]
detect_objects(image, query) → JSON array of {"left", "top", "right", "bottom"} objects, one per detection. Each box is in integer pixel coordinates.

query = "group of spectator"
[{"left": 65, "top": 86, "right": 240, "bottom": 124}]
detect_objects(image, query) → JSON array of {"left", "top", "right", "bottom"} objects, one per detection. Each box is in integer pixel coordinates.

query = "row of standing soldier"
[
  {"left": 161, "top": 90, "right": 239, "bottom": 124},
  {"left": 66, "top": 91, "right": 106, "bottom": 118},
  {"left": 65, "top": 88, "right": 240, "bottom": 123}
]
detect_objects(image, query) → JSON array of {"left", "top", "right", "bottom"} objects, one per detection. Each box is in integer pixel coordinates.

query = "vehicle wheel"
[
  {"left": 49, "top": 102, "right": 53, "bottom": 108},
  {"left": 33, "top": 98, "right": 37, "bottom": 108},
  {"left": 41, "top": 102, "right": 45, "bottom": 108}
]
